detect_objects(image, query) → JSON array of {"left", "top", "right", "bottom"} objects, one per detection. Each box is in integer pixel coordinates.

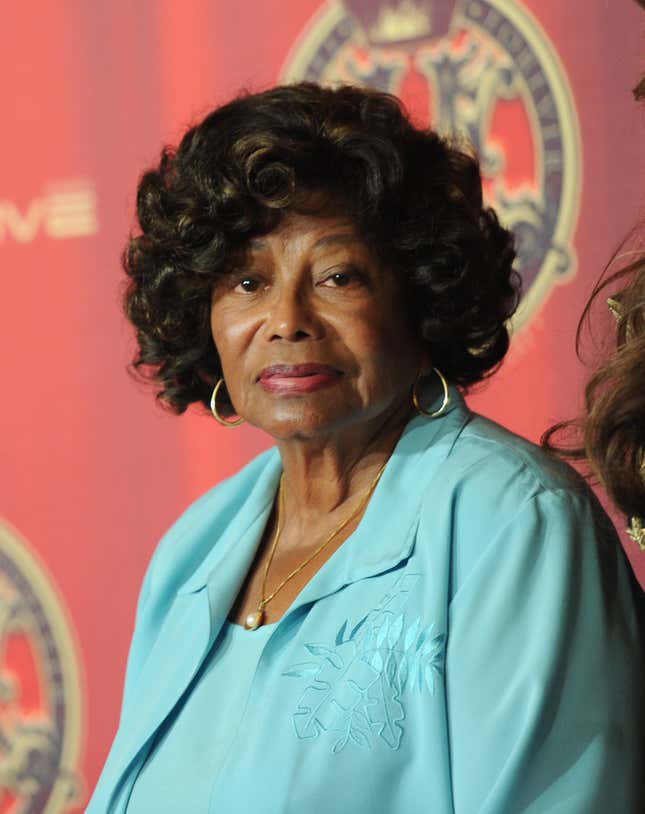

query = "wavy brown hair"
[
  {"left": 543, "top": 60, "right": 645, "bottom": 519},
  {"left": 542, "top": 234, "right": 645, "bottom": 519},
  {"left": 123, "top": 82, "right": 519, "bottom": 415}
]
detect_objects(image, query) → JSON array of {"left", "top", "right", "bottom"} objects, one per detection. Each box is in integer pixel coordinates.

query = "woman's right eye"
[{"left": 235, "top": 277, "right": 262, "bottom": 293}]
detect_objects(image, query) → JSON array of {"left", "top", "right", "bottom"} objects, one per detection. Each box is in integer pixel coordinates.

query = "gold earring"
[
  {"left": 412, "top": 367, "right": 450, "bottom": 418},
  {"left": 210, "top": 379, "right": 245, "bottom": 427}
]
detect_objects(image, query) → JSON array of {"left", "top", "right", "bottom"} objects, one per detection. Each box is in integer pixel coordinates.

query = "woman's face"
[{"left": 210, "top": 210, "right": 422, "bottom": 441}]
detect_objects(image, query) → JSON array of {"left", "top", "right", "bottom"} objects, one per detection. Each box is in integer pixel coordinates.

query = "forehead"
[{"left": 247, "top": 210, "right": 366, "bottom": 255}]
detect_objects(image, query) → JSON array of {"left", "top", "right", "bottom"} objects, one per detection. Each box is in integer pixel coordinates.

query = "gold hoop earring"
[
  {"left": 210, "top": 379, "right": 245, "bottom": 427},
  {"left": 412, "top": 367, "right": 450, "bottom": 418}
]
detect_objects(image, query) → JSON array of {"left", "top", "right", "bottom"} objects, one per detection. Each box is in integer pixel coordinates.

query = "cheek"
[
  {"left": 210, "top": 305, "right": 253, "bottom": 369},
  {"left": 346, "top": 311, "right": 420, "bottom": 393},
  {"left": 210, "top": 305, "right": 270, "bottom": 417}
]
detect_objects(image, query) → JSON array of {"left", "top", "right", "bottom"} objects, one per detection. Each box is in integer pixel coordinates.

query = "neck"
[{"left": 276, "top": 398, "right": 413, "bottom": 520}]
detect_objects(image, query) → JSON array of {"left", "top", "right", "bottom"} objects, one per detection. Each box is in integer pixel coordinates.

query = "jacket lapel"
[
  {"left": 116, "top": 587, "right": 211, "bottom": 761},
  {"left": 98, "top": 587, "right": 212, "bottom": 813},
  {"left": 275, "top": 391, "right": 471, "bottom": 618},
  {"left": 99, "top": 455, "right": 283, "bottom": 812}
]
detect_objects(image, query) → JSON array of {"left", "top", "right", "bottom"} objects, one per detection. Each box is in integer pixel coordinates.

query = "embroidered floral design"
[{"left": 282, "top": 574, "right": 445, "bottom": 753}]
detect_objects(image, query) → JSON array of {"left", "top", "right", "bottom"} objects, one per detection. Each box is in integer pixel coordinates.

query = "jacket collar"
[
  {"left": 179, "top": 387, "right": 470, "bottom": 615},
  {"left": 177, "top": 453, "right": 282, "bottom": 596},
  {"left": 289, "top": 388, "right": 470, "bottom": 611}
]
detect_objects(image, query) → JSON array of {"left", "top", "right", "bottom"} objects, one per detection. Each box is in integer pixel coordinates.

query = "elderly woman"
[{"left": 88, "top": 83, "right": 643, "bottom": 813}]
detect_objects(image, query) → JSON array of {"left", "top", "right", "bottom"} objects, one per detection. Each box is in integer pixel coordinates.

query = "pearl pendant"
[{"left": 244, "top": 609, "right": 264, "bottom": 630}]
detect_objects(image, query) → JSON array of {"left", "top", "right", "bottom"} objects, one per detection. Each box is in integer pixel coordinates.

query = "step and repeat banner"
[{"left": 1, "top": 1, "right": 643, "bottom": 810}]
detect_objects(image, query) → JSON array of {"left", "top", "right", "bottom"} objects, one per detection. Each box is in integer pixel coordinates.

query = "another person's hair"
[
  {"left": 542, "top": 65, "right": 645, "bottom": 520},
  {"left": 124, "top": 82, "right": 519, "bottom": 415},
  {"left": 542, "top": 240, "right": 645, "bottom": 519}
]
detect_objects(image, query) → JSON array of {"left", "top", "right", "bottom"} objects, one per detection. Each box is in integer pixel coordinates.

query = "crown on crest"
[{"left": 344, "top": 0, "right": 460, "bottom": 47}]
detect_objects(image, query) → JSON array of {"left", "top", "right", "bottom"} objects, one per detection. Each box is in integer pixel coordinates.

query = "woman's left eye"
[{"left": 320, "top": 267, "right": 365, "bottom": 288}]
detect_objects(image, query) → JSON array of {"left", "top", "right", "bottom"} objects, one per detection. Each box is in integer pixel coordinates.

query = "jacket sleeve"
[{"left": 445, "top": 488, "right": 644, "bottom": 813}]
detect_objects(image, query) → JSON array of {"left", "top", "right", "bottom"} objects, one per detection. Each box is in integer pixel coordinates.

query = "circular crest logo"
[
  {"left": 282, "top": 0, "right": 581, "bottom": 332},
  {"left": 0, "top": 522, "right": 84, "bottom": 814}
]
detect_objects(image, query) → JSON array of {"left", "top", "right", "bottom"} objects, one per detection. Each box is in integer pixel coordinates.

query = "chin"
[{"left": 255, "top": 402, "right": 358, "bottom": 442}]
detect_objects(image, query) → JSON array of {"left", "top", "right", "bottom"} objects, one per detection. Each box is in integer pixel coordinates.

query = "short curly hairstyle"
[{"left": 124, "top": 82, "right": 519, "bottom": 414}]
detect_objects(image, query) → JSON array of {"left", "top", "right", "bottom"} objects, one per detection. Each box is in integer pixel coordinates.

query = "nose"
[{"left": 265, "top": 282, "right": 324, "bottom": 342}]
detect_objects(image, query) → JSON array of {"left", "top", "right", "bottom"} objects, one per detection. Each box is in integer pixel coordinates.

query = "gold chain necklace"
[{"left": 243, "top": 459, "right": 388, "bottom": 630}]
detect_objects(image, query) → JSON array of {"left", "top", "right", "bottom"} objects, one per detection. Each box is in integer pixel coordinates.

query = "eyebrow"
[
  {"left": 312, "top": 233, "right": 361, "bottom": 251},
  {"left": 247, "top": 232, "right": 361, "bottom": 253}
]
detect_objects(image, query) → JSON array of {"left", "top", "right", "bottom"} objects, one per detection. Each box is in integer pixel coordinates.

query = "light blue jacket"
[{"left": 88, "top": 392, "right": 644, "bottom": 813}]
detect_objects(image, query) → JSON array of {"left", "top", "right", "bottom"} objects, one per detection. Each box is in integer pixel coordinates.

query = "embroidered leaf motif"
[
  {"left": 352, "top": 708, "right": 371, "bottom": 732},
  {"left": 414, "top": 630, "right": 446, "bottom": 694},
  {"left": 428, "top": 652, "right": 445, "bottom": 675},
  {"left": 424, "top": 662, "right": 437, "bottom": 695},
  {"left": 416, "top": 622, "right": 435, "bottom": 652},
  {"left": 346, "top": 704, "right": 372, "bottom": 749},
  {"left": 396, "top": 656, "right": 409, "bottom": 693},
  {"left": 361, "top": 625, "right": 376, "bottom": 653},
  {"left": 290, "top": 640, "right": 379, "bottom": 745},
  {"left": 349, "top": 614, "right": 368, "bottom": 641},
  {"left": 349, "top": 724, "right": 371, "bottom": 748},
  {"left": 282, "top": 662, "right": 320, "bottom": 679},
  {"left": 416, "top": 654, "right": 425, "bottom": 692},
  {"left": 332, "top": 733, "right": 349, "bottom": 754},
  {"left": 369, "top": 675, "right": 405, "bottom": 750},
  {"left": 423, "top": 633, "right": 446, "bottom": 657},
  {"left": 376, "top": 619, "right": 389, "bottom": 648},
  {"left": 335, "top": 620, "right": 348, "bottom": 646},
  {"left": 305, "top": 643, "right": 344, "bottom": 669},
  {"left": 283, "top": 571, "right": 445, "bottom": 754},
  {"left": 293, "top": 691, "right": 329, "bottom": 741},
  {"left": 388, "top": 613, "right": 404, "bottom": 649},
  {"left": 404, "top": 617, "right": 421, "bottom": 652},
  {"left": 385, "top": 652, "right": 398, "bottom": 689}
]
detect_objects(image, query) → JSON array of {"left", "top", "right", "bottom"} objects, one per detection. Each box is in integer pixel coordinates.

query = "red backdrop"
[{"left": 1, "top": 1, "right": 643, "bottom": 809}]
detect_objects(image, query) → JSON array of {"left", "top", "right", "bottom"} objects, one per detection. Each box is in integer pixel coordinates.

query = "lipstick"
[{"left": 258, "top": 363, "right": 342, "bottom": 395}]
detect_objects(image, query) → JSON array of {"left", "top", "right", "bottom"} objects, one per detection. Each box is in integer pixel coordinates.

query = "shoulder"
[
  {"left": 419, "top": 410, "right": 619, "bottom": 592},
  {"left": 432, "top": 410, "right": 593, "bottom": 526},
  {"left": 447, "top": 411, "right": 584, "bottom": 496}
]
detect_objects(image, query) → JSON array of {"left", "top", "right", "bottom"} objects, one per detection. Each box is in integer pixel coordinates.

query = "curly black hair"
[{"left": 124, "top": 82, "right": 519, "bottom": 414}]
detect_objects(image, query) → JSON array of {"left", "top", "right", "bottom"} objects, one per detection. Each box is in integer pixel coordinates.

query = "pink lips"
[{"left": 258, "top": 363, "right": 342, "bottom": 394}]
